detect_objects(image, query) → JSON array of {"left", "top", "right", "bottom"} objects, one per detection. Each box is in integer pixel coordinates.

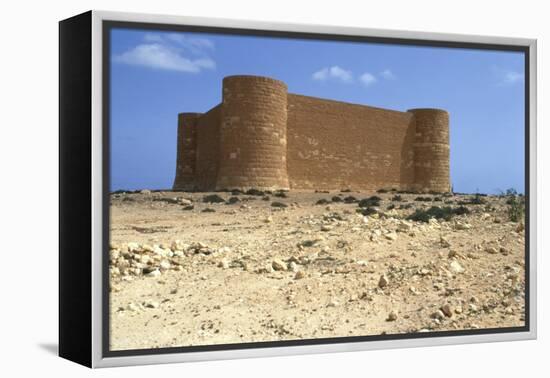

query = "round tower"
[
  {"left": 173, "top": 112, "right": 202, "bottom": 191},
  {"left": 216, "top": 75, "right": 290, "bottom": 191},
  {"left": 408, "top": 108, "right": 450, "bottom": 193}
]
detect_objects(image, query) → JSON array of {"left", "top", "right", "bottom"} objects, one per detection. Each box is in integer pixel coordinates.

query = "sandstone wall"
[
  {"left": 195, "top": 105, "right": 221, "bottom": 190},
  {"left": 286, "top": 94, "right": 416, "bottom": 191},
  {"left": 172, "top": 75, "right": 450, "bottom": 193}
]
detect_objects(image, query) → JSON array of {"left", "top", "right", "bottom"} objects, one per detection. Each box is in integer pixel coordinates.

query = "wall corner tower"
[
  {"left": 408, "top": 108, "right": 451, "bottom": 193},
  {"left": 173, "top": 112, "right": 202, "bottom": 191},
  {"left": 216, "top": 75, "right": 290, "bottom": 191}
]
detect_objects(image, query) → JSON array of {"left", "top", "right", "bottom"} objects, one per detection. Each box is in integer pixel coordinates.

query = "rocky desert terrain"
[{"left": 108, "top": 189, "right": 525, "bottom": 351}]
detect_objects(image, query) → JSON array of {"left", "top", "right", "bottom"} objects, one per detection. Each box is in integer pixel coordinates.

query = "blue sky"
[{"left": 110, "top": 28, "right": 525, "bottom": 194}]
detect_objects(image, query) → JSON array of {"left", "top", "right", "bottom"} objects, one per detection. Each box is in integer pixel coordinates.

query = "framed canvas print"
[{"left": 59, "top": 10, "right": 537, "bottom": 368}]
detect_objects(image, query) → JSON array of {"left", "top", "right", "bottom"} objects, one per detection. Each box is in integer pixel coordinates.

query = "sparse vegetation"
[
  {"left": 414, "top": 196, "right": 432, "bottom": 202},
  {"left": 458, "top": 193, "right": 486, "bottom": 205},
  {"left": 391, "top": 195, "right": 403, "bottom": 202},
  {"left": 343, "top": 196, "right": 358, "bottom": 203},
  {"left": 226, "top": 197, "right": 240, "bottom": 204},
  {"left": 356, "top": 207, "right": 378, "bottom": 216},
  {"left": 274, "top": 191, "right": 288, "bottom": 198},
  {"left": 377, "top": 188, "right": 389, "bottom": 193},
  {"left": 246, "top": 189, "right": 265, "bottom": 196},
  {"left": 504, "top": 189, "right": 525, "bottom": 222},
  {"left": 407, "top": 206, "right": 470, "bottom": 223},
  {"left": 203, "top": 194, "right": 226, "bottom": 203},
  {"left": 358, "top": 196, "right": 381, "bottom": 208}
]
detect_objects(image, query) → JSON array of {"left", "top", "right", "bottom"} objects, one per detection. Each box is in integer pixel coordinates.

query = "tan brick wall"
[
  {"left": 195, "top": 105, "right": 221, "bottom": 190},
  {"left": 172, "top": 76, "right": 450, "bottom": 193},
  {"left": 287, "top": 94, "right": 416, "bottom": 191}
]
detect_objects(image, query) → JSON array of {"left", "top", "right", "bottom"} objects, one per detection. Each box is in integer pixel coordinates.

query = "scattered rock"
[
  {"left": 202, "top": 208, "right": 216, "bottom": 213},
  {"left": 218, "top": 259, "right": 230, "bottom": 269},
  {"left": 145, "top": 269, "right": 161, "bottom": 278},
  {"left": 272, "top": 259, "right": 287, "bottom": 271},
  {"left": 454, "top": 222, "right": 472, "bottom": 230},
  {"left": 440, "top": 235, "right": 451, "bottom": 248},
  {"left": 485, "top": 245, "right": 499, "bottom": 254},
  {"left": 144, "top": 301, "right": 159, "bottom": 309},
  {"left": 440, "top": 304, "right": 453, "bottom": 317},
  {"left": 385, "top": 232, "right": 398, "bottom": 241},
  {"left": 386, "top": 310, "right": 398, "bottom": 321},
  {"left": 294, "top": 271, "right": 306, "bottom": 280},
  {"left": 126, "top": 303, "right": 139, "bottom": 312},
  {"left": 378, "top": 274, "right": 389, "bottom": 288},
  {"left": 431, "top": 310, "right": 445, "bottom": 320},
  {"left": 449, "top": 260, "right": 465, "bottom": 274}
]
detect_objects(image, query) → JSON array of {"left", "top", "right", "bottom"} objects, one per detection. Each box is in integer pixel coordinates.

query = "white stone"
[
  {"left": 449, "top": 260, "right": 465, "bottom": 274},
  {"left": 145, "top": 269, "right": 161, "bottom": 278}
]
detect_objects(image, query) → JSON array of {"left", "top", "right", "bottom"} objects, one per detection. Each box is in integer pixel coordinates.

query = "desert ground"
[{"left": 108, "top": 189, "right": 525, "bottom": 351}]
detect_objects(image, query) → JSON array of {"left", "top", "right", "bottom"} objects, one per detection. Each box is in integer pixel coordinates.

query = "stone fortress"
[{"left": 173, "top": 75, "right": 450, "bottom": 193}]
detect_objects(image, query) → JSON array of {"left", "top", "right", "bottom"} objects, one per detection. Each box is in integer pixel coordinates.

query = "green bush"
[
  {"left": 507, "top": 195, "right": 525, "bottom": 222},
  {"left": 407, "top": 206, "right": 470, "bottom": 223},
  {"left": 203, "top": 194, "right": 225, "bottom": 203},
  {"left": 358, "top": 196, "right": 381, "bottom": 208},
  {"left": 414, "top": 196, "right": 432, "bottom": 202}
]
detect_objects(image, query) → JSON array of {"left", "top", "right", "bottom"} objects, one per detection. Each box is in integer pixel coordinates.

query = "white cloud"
[
  {"left": 492, "top": 66, "right": 524, "bottom": 85},
  {"left": 380, "top": 69, "right": 396, "bottom": 80},
  {"left": 312, "top": 66, "right": 353, "bottom": 83},
  {"left": 359, "top": 72, "right": 377, "bottom": 86},
  {"left": 113, "top": 33, "right": 216, "bottom": 73},
  {"left": 502, "top": 70, "right": 524, "bottom": 84}
]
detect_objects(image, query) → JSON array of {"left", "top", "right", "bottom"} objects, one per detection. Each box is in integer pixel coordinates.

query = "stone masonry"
[{"left": 173, "top": 75, "right": 450, "bottom": 193}]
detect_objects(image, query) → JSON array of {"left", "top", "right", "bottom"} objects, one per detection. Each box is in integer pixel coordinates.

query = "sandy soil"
[{"left": 108, "top": 190, "right": 525, "bottom": 351}]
